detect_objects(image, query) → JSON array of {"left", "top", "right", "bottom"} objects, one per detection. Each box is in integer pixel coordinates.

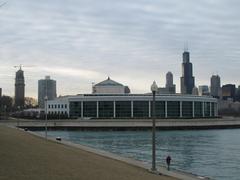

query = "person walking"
[{"left": 166, "top": 155, "right": 171, "bottom": 171}]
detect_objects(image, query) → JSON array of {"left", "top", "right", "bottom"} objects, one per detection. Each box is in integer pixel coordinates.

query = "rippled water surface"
[{"left": 36, "top": 129, "right": 240, "bottom": 180}]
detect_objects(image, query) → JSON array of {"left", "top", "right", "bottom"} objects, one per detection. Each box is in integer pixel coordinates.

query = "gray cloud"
[{"left": 0, "top": 0, "right": 240, "bottom": 98}]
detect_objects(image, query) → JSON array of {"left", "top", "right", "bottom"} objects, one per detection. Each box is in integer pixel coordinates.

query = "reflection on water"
[{"left": 36, "top": 129, "right": 240, "bottom": 180}]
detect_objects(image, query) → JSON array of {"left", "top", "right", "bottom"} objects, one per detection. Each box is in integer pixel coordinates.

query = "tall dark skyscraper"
[
  {"left": 15, "top": 67, "right": 25, "bottom": 108},
  {"left": 166, "top": 72, "right": 173, "bottom": 88},
  {"left": 180, "top": 50, "right": 195, "bottom": 94},
  {"left": 165, "top": 72, "right": 176, "bottom": 94}
]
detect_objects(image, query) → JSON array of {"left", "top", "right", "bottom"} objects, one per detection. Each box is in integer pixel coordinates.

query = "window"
[
  {"left": 83, "top": 101, "right": 97, "bottom": 118},
  {"left": 194, "top": 102, "right": 203, "bottom": 117},
  {"left": 133, "top": 101, "right": 149, "bottom": 118},
  {"left": 69, "top": 102, "right": 81, "bottom": 117},
  {"left": 151, "top": 101, "right": 165, "bottom": 118},
  {"left": 99, "top": 101, "right": 114, "bottom": 118},
  {"left": 204, "top": 102, "right": 210, "bottom": 117},
  {"left": 211, "top": 102, "right": 215, "bottom": 117},
  {"left": 182, "top": 101, "right": 193, "bottom": 118},
  {"left": 167, "top": 101, "right": 180, "bottom": 118},
  {"left": 115, "top": 101, "right": 131, "bottom": 118}
]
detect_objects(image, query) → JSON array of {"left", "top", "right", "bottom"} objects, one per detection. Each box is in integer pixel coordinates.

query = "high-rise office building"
[
  {"left": 180, "top": 50, "right": 195, "bottom": 94},
  {"left": 192, "top": 87, "right": 199, "bottom": 95},
  {"left": 165, "top": 72, "right": 176, "bottom": 94},
  {"left": 157, "top": 72, "right": 176, "bottom": 94},
  {"left": 222, "top": 84, "right": 236, "bottom": 101},
  {"left": 38, "top": 76, "right": 57, "bottom": 108},
  {"left": 166, "top": 72, "right": 173, "bottom": 88},
  {"left": 198, "top": 85, "right": 210, "bottom": 96},
  {"left": 0, "top": 88, "right": 2, "bottom": 97},
  {"left": 210, "top": 75, "right": 221, "bottom": 98},
  {"left": 15, "top": 68, "right": 25, "bottom": 108}
]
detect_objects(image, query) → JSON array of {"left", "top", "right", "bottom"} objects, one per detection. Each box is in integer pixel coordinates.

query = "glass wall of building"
[
  {"left": 167, "top": 101, "right": 180, "bottom": 118},
  {"left": 83, "top": 101, "right": 97, "bottom": 118},
  {"left": 182, "top": 101, "right": 193, "bottom": 118},
  {"left": 194, "top": 101, "right": 203, "bottom": 117},
  {"left": 204, "top": 102, "right": 211, "bottom": 117},
  {"left": 211, "top": 102, "right": 216, "bottom": 117},
  {"left": 67, "top": 98, "right": 216, "bottom": 119},
  {"left": 99, "top": 101, "right": 114, "bottom": 118},
  {"left": 133, "top": 101, "right": 149, "bottom": 118},
  {"left": 69, "top": 101, "right": 81, "bottom": 117},
  {"left": 151, "top": 101, "right": 165, "bottom": 118},
  {"left": 116, "top": 101, "right": 131, "bottom": 118}
]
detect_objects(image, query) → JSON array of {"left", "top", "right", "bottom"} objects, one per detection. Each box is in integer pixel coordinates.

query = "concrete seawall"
[{"left": 1, "top": 117, "right": 240, "bottom": 130}]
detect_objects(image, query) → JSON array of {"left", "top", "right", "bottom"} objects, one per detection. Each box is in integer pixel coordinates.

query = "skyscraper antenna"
[{"left": 184, "top": 41, "right": 188, "bottom": 52}]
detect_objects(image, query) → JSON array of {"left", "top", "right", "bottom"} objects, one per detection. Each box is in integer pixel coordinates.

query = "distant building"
[
  {"left": 124, "top": 86, "right": 131, "bottom": 94},
  {"left": 92, "top": 77, "right": 130, "bottom": 94},
  {"left": 15, "top": 68, "right": 25, "bottom": 108},
  {"left": 0, "top": 88, "right": 2, "bottom": 97},
  {"left": 210, "top": 75, "right": 221, "bottom": 98},
  {"left": 180, "top": 50, "right": 195, "bottom": 94},
  {"left": 235, "top": 86, "right": 240, "bottom": 102},
  {"left": 192, "top": 87, "right": 199, "bottom": 95},
  {"left": 157, "top": 72, "right": 176, "bottom": 94},
  {"left": 157, "top": 87, "right": 170, "bottom": 94},
  {"left": 199, "top": 85, "right": 210, "bottom": 96},
  {"left": 38, "top": 76, "right": 57, "bottom": 109},
  {"left": 222, "top": 84, "right": 236, "bottom": 101},
  {"left": 166, "top": 72, "right": 173, "bottom": 87},
  {"left": 165, "top": 72, "right": 176, "bottom": 94}
]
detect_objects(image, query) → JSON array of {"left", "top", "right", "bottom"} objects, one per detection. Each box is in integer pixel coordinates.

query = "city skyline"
[{"left": 1, "top": 0, "right": 240, "bottom": 98}]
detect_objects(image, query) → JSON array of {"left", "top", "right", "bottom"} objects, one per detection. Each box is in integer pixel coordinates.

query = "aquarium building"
[{"left": 46, "top": 78, "right": 218, "bottom": 119}]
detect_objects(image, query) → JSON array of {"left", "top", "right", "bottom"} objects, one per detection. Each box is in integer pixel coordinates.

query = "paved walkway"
[{"left": 0, "top": 125, "right": 177, "bottom": 180}]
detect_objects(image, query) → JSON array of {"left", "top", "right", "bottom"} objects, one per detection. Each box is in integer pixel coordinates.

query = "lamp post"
[
  {"left": 151, "top": 81, "right": 158, "bottom": 172},
  {"left": 44, "top": 96, "right": 48, "bottom": 139},
  {"left": 4, "top": 105, "right": 7, "bottom": 120}
]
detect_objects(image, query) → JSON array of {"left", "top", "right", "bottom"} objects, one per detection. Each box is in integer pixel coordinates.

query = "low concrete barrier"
[{"left": 1, "top": 118, "right": 240, "bottom": 130}]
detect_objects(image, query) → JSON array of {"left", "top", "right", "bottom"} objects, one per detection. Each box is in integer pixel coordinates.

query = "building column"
[
  {"left": 131, "top": 101, "right": 133, "bottom": 118},
  {"left": 67, "top": 103, "right": 70, "bottom": 118},
  {"left": 192, "top": 101, "right": 195, "bottom": 118},
  {"left": 216, "top": 103, "right": 218, "bottom": 117},
  {"left": 149, "top": 101, "right": 151, "bottom": 118},
  {"left": 180, "top": 101, "right": 183, "bottom": 118},
  {"left": 96, "top": 101, "right": 99, "bottom": 118},
  {"left": 113, "top": 101, "right": 116, "bottom": 118},
  {"left": 202, "top": 102, "right": 205, "bottom": 117},
  {"left": 81, "top": 101, "right": 83, "bottom": 119},
  {"left": 165, "top": 101, "right": 168, "bottom": 118}
]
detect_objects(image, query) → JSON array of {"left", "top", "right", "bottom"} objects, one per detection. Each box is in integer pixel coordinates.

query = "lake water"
[{"left": 36, "top": 129, "right": 240, "bottom": 180}]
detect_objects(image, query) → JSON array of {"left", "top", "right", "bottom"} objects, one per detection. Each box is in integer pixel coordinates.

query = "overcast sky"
[{"left": 0, "top": 0, "right": 240, "bottom": 98}]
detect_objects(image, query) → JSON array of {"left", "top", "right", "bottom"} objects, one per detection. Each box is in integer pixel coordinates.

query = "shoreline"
[
  {"left": 1, "top": 117, "right": 240, "bottom": 130},
  {"left": 26, "top": 126, "right": 211, "bottom": 180}
]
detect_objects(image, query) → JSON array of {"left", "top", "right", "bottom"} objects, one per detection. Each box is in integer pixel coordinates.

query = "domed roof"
[{"left": 94, "top": 77, "right": 123, "bottom": 87}]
